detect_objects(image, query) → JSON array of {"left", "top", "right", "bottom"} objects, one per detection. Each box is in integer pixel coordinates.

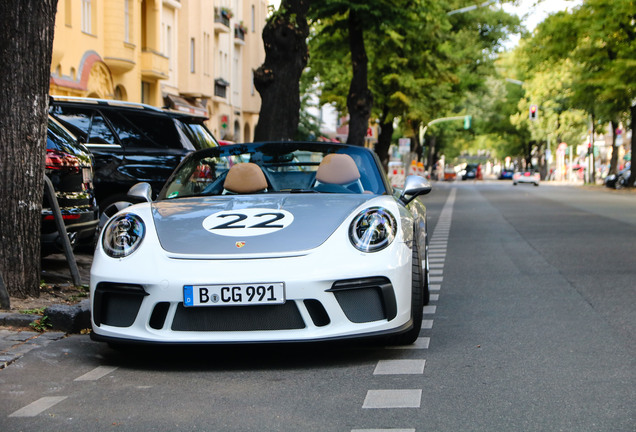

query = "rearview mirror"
[
  {"left": 400, "top": 175, "right": 432, "bottom": 205},
  {"left": 127, "top": 182, "right": 152, "bottom": 203}
]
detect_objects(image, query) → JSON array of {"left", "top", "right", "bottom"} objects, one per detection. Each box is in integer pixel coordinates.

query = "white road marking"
[
  {"left": 423, "top": 305, "right": 436, "bottom": 314},
  {"left": 9, "top": 396, "right": 68, "bottom": 417},
  {"left": 430, "top": 294, "right": 439, "bottom": 301},
  {"left": 363, "top": 389, "right": 422, "bottom": 408},
  {"left": 74, "top": 366, "right": 118, "bottom": 381},
  {"left": 429, "top": 284, "right": 441, "bottom": 291},
  {"left": 430, "top": 276, "right": 443, "bottom": 283},
  {"left": 429, "top": 269, "right": 443, "bottom": 276},
  {"left": 374, "top": 360, "right": 426, "bottom": 375},
  {"left": 421, "top": 320, "right": 434, "bottom": 329},
  {"left": 430, "top": 263, "right": 444, "bottom": 269}
]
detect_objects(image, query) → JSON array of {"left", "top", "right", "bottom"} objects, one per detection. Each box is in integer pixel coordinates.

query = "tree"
[
  {"left": 0, "top": 0, "right": 58, "bottom": 298},
  {"left": 253, "top": 0, "right": 311, "bottom": 141},
  {"left": 517, "top": 0, "right": 636, "bottom": 183}
]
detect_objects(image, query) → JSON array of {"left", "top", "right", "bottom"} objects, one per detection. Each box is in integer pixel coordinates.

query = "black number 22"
[{"left": 212, "top": 212, "right": 285, "bottom": 229}]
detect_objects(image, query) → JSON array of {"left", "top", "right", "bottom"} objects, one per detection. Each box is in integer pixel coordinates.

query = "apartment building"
[{"left": 49, "top": 0, "right": 268, "bottom": 141}]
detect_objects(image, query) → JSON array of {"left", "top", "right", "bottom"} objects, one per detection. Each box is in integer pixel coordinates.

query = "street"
[{"left": 1, "top": 181, "right": 634, "bottom": 432}]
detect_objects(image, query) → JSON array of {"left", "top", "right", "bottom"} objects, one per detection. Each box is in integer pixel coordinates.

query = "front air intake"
[{"left": 327, "top": 277, "right": 396, "bottom": 323}]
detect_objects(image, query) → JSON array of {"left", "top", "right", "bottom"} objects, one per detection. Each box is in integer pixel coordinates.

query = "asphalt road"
[{"left": 0, "top": 181, "right": 634, "bottom": 431}]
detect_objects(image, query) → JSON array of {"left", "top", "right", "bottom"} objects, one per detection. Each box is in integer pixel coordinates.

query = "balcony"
[
  {"left": 234, "top": 24, "right": 246, "bottom": 45},
  {"left": 214, "top": 8, "right": 231, "bottom": 34},
  {"left": 141, "top": 49, "right": 169, "bottom": 80}
]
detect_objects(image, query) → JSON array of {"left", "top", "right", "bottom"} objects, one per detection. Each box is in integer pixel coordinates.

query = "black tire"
[{"left": 387, "top": 244, "right": 426, "bottom": 345}]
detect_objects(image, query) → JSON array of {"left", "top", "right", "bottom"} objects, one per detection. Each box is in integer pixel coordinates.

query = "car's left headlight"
[
  {"left": 102, "top": 213, "right": 145, "bottom": 258},
  {"left": 349, "top": 207, "right": 397, "bottom": 252}
]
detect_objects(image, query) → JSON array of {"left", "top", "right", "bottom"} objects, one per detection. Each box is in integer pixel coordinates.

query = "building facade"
[{"left": 49, "top": 0, "right": 268, "bottom": 141}]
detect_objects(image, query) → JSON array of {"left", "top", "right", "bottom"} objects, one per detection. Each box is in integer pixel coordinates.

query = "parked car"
[
  {"left": 49, "top": 96, "right": 219, "bottom": 227},
  {"left": 459, "top": 163, "right": 478, "bottom": 180},
  {"left": 42, "top": 116, "right": 99, "bottom": 255},
  {"left": 513, "top": 169, "right": 540, "bottom": 186},
  {"left": 604, "top": 166, "right": 631, "bottom": 189},
  {"left": 499, "top": 169, "right": 514, "bottom": 180},
  {"left": 90, "top": 141, "right": 432, "bottom": 347}
]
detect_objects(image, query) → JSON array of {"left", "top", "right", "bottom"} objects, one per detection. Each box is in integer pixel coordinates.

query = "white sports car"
[{"left": 90, "top": 142, "right": 432, "bottom": 346}]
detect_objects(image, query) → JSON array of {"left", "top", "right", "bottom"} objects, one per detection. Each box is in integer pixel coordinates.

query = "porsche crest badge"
[{"left": 235, "top": 241, "right": 246, "bottom": 248}]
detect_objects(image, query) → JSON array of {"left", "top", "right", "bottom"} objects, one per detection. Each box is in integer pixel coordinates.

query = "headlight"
[
  {"left": 102, "top": 213, "right": 145, "bottom": 258},
  {"left": 349, "top": 207, "right": 397, "bottom": 252}
]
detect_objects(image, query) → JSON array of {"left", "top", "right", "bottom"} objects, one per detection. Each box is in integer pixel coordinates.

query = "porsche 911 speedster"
[{"left": 90, "top": 141, "right": 432, "bottom": 346}]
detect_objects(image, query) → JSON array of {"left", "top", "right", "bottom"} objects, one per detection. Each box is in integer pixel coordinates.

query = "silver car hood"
[{"left": 152, "top": 194, "right": 376, "bottom": 256}]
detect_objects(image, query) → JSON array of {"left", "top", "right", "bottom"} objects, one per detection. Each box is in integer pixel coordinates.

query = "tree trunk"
[
  {"left": 346, "top": 9, "right": 373, "bottom": 147},
  {"left": 0, "top": 0, "right": 58, "bottom": 298},
  {"left": 253, "top": 0, "right": 310, "bottom": 141},
  {"left": 608, "top": 120, "right": 619, "bottom": 176},
  {"left": 375, "top": 106, "right": 393, "bottom": 172}
]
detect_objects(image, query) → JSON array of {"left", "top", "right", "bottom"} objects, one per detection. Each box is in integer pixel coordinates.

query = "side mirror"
[
  {"left": 400, "top": 175, "right": 432, "bottom": 205},
  {"left": 127, "top": 182, "right": 152, "bottom": 203}
]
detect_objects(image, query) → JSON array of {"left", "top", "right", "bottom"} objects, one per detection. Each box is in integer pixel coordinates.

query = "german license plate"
[{"left": 183, "top": 283, "right": 285, "bottom": 307}]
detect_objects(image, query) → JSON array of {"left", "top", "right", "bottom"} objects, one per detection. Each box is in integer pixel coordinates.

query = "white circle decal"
[{"left": 202, "top": 208, "right": 294, "bottom": 237}]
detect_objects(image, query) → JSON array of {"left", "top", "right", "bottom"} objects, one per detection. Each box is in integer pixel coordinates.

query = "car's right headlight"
[
  {"left": 349, "top": 207, "right": 397, "bottom": 252},
  {"left": 102, "top": 213, "right": 145, "bottom": 258}
]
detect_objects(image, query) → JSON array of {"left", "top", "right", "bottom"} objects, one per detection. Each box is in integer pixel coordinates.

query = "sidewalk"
[{"left": 0, "top": 329, "right": 68, "bottom": 369}]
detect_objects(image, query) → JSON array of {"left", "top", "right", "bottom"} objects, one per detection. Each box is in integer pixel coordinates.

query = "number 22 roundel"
[{"left": 202, "top": 208, "right": 294, "bottom": 237}]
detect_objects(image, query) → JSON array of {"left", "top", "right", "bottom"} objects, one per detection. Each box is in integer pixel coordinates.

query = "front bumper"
[{"left": 90, "top": 244, "right": 414, "bottom": 344}]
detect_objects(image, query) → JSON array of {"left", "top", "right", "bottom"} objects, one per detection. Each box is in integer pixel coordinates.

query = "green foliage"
[
  {"left": 307, "top": 0, "right": 521, "bottom": 162},
  {"left": 30, "top": 315, "right": 52, "bottom": 332},
  {"left": 20, "top": 307, "right": 45, "bottom": 315}
]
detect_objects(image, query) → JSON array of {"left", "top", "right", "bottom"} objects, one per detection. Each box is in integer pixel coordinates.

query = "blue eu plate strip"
[{"left": 183, "top": 285, "right": 193, "bottom": 306}]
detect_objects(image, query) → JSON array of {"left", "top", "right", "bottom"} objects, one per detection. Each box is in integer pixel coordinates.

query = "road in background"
[{"left": 1, "top": 181, "right": 633, "bottom": 431}]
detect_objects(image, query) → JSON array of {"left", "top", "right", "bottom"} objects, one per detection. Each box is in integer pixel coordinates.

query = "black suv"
[
  {"left": 43, "top": 116, "right": 99, "bottom": 255},
  {"left": 49, "top": 96, "right": 218, "bottom": 226}
]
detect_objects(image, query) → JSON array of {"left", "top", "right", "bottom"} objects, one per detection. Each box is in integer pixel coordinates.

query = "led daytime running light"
[
  {"left": 102, "top": 213, "right": 145, "bottom": 258},
  {"left": 349, "top": 207, "right": 396, "bottom": 252}
]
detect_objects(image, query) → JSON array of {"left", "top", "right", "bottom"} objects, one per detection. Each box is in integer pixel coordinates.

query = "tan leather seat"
[
  {"left": 223, "top": 163, "right": 268, "bottom": 194},
  {"left": 315, "top": 153, "right": 360, "bottom": 185}
]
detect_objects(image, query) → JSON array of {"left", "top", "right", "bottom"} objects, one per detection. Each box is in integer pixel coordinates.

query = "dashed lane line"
[
  {"left": 373, "top": 360, "right": 426, "bottom": 375},
  {"left": 8, "top": 396, "right": 68, "bottom": 418},
  {"left": 362, "top": 390, "right": 423, "bottom": 409},
  {"left": 74, "top": 366, "right": 119, "bottom": 381}
]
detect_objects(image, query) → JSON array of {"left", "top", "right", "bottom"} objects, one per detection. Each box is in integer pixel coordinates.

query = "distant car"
[
  {"left": 604, "top": 167, "right": 631, "bottom": 189},
  {"left": 513, "top": 169, "right": 540, "bottom": 186},
  {"left": 459, "top": 163, "right": 478, "bottom": 180},
  {"left": 90, "top": 141, "right": 433, "bottom": 347},
  {"left": 42, "top": 116, "right": 99, "bottom": 255},
  {"left": 499, "top": 169, "right": 514, "bottom": 180},
  {"left": 49, "top": 96, "right": 219, "bottom": 227}
]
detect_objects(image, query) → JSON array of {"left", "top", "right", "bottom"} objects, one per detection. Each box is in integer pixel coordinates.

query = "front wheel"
[{"left": 387, "top": 244, "right": 427, "bottom": 345}]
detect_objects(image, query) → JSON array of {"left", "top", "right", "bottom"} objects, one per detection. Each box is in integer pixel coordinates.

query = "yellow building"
[{"left": 49, "top": 0, "right": 268, "bottom": 141}]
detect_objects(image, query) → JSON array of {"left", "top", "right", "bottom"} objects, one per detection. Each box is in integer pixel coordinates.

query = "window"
[
  {"left": 141, "top": 81, "right": 151, "bottom": 104},
  {"left": 124, "top": 0, "right": 131, "bottom": 43},
  {"left": 190, "top": 38, "right": 195, "bottom": 73},
  {"left": 204, "top": 32, "right": 211, "bottom": 75},
  {"left": 81, "top": 0, "right": 92, "bottom": 33},
  {"left": 165, "top": 25, "right": 173, "bottom": 71},
  {"left": 65, "top": 0, "right": 72, "bottom": 27}
]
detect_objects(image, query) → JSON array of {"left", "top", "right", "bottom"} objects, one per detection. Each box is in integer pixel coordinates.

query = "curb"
[{"left": 0, "top": 299, "right": 90, "bottom": 333}]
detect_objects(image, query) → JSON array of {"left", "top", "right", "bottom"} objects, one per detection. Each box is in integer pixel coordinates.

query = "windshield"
[{"left": 158, "top": 142, "right": 388, "bottom": 199}]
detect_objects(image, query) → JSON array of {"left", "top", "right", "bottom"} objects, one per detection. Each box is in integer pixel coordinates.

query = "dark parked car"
[
  {"left": 49, "top": 96, "right": 219, "bottom": 226},
  {"left": 42, "top": 116, "right": 99, "bottom": 255},
  {"left": 604, "top": 166, "right": 631, "bottom": 189}
]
